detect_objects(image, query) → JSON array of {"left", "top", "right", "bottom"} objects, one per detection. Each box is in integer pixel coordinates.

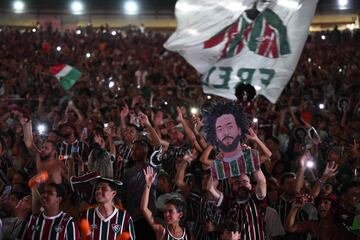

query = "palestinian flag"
[
  {"left": 211, "top": 148, "right": 260, "bottom": 180},
  {"left": 50, "top": 64, "right": 81, "bottom": 90}
]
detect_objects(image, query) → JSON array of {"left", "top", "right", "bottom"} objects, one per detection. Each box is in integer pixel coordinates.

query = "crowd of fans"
[{"left": 0, "top": 22, "right": 359, "bottom": 240}]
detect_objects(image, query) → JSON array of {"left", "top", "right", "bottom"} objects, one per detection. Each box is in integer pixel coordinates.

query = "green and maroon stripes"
[{"left": 211, "top": 149, "right": 261, "bottom": 180}]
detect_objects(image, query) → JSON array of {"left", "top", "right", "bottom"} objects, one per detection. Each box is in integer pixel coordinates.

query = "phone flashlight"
[{"left": 190, "top": 107, "right": 199, "bottom": 115}]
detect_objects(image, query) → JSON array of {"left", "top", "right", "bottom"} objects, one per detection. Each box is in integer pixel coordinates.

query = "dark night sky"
[{"left": 0, "top": 0, "right": 359, "bottom": 13}]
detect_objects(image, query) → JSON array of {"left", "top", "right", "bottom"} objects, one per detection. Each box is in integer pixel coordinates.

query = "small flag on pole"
[{"left": 50, "top": 64, "right": 81, "bottom": 90}]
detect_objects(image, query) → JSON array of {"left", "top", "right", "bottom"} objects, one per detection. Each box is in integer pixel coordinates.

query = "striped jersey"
[
  {"left": 224, "top": 196, "right": 266, "bottom": 240},
  {"left": 151, "top": 144, "right": 190, "bottom": 179},
  {"left": 114, "top": 143, "right": 133, "bottom": 180},
  {"left": 57, "top": 140, "right": 89, "bottom": 162},
  {"left": 161, "top": 227, "right": 189, "bottom": 240},
  {"left": 22, "top": 211, "right": 79, "bottom": 240},
  {"left": 83, "top": 207, "right": 135, "bottom": 240},
  {"left": 211, "top": 148, "right": 260, "bottom": 180},
  {"left": 187, "top": 191, "right": 222, "bottom": 240},
  {"left": 57, "top": 140, "right": 89, "bottom": 176}
]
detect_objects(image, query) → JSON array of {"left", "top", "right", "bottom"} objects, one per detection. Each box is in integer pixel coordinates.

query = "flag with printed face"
[
  {"left": 50, "top": 64, "right": 82, "bottom": 90},
  {"left": 164, "top": 0, "right": 318, "bottom": 103}
]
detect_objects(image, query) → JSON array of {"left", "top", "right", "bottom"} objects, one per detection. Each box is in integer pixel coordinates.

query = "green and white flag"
[
  {"left": 50, "top": 64, "right": 81, "bottom": 90},
  {"left": 164, "top": 0, "right": 318, "bottom": 103}
]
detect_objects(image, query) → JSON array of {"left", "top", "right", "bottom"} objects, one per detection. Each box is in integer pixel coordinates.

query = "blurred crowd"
[{"left": 0, "top": 22, "right": 359, "bottom": 240}]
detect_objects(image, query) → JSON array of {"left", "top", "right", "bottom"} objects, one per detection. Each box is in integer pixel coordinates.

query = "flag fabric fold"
[
  {"left": 165, "top": 0, "right": 318, "bottom": 103},
  {"left": 50, "top": 64, "right": 82, "bottom": 90}
]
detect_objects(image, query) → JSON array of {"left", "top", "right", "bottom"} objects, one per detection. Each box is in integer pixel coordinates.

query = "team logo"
[
  {"left": 111, "top": 224, "right": 121, "bottom": 233},
  {"left": 204, "top": 6, "right": 290, "bottom": 60},
  {"left": 55, "top": 225, "right": 64, "bottom": 233},
  {"left": 71, "top": 145, "right": 80, "bottom": 153},
  {"left": 32, "top": 225, "right": 41, "bottom": 231}
]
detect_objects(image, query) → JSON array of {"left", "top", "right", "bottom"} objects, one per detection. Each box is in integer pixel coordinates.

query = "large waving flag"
[
  {"left": 50, "top": 64, "right": 82, "bottom": 90},
  {"left": 164, "top": 0, "right": 318, "bottom": 103}
]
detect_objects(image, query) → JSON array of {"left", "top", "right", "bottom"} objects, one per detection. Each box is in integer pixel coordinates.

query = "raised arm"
[
  {"left": 253, "top": 169, "right": 267, "bottom": 200},
  {"left": 295, "top": 152, "right": 308, "bottom": 194},
  {"left": 20, "top": 118, "right": 40, "bottom": 154},
  {"left": 119, "top": 104, "right": 129, "bottom": 138},
  {"left": 206, "top": 175, "right": 223, "bottom": 206},
  {"left": 140, "top": 167, "right": 164, "bottom": 234},
  {"left": 176, "top": 107, "right": 202, "bottom": 152},
  {"left": 285, "top": 201, "right": 310, "bottom": 233},
  {"left": 310, "top": 161, "right": 338, "bottom": 198},
  {"left": 199, "top": 145, "right": 214, "bottom": 167},
  {"left": 175, "top": 153, "right": 196, "bottom": 197},
  {"left": 68, "top": 101, "right": 84, "bottom": 123},
  {"left": 28, "top": 172, "right": 49, "bottom": 216},
  {"left": 104, "top": 123, "right": 116, "bottom": 156},
  {"left": 139, "top": 112, "right": 161, "bottom": 149},
  {"left": 246, "top": 128, "right": 272, "bottom": 159}
]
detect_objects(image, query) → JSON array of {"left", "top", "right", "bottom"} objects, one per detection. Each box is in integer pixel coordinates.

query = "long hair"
[{"left": 202, "top": 100, "right": 251, "bottom": 146}]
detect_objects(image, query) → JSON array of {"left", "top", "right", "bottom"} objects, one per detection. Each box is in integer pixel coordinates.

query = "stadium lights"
[
  {"left": 124, "top": 1, "right": 139, "bottom": 15},
  {"left": 348, "top": 23, "right": 355, "bottom": 31},
  {"left": 13, "top": 0, "right": 25, "bottom": 13},
  {"left": 70, "top": 1, "right": 84, "bottom": 15},
  {"left": 338, "top": 0, "right": 348, "bottom": 9}
]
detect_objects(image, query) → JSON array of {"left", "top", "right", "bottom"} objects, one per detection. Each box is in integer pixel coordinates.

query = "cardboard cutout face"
[
  {"left": 215, "top": 114, "right": 242, "bottom": 153},
  {"left": 203, "top": 101, "right": 260, "bottom": 180}
]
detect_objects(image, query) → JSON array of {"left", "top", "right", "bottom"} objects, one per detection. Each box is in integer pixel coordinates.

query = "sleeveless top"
[{"left": 160, "top": 227, "right": 189, "bottom": 240}]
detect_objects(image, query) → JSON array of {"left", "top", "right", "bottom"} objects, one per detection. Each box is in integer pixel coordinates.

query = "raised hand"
[
  {"left": 322, "top": 161, "right": 338, "bottom": 179},
  {"left": 120, "top": 104, "right": 129, "bottom": 118},
  {"left": 138, "top": 112, "right": 151, "bottom": 128},
  {"left": 104, "top": 122, "right": 114, "bottom": 136},
  {"left": 298, "top": 151, "right": 311, "bottom": 169},
  {"left": 183, "top": 149, "right": 197, "bottom": 165},
  {"left": 246, "top": 128, "right": 259, "bottom": 142},
  {"left": 143, "top": 166, "right": 157, "bottom": 186},
  {"left": 176, "top": 106, "right": 185, "bottom": 123}
]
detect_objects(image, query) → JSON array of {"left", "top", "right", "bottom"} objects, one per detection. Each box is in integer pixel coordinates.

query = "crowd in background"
[{"left": 0, "top": 22, "right": 359, "bottom": 240}]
